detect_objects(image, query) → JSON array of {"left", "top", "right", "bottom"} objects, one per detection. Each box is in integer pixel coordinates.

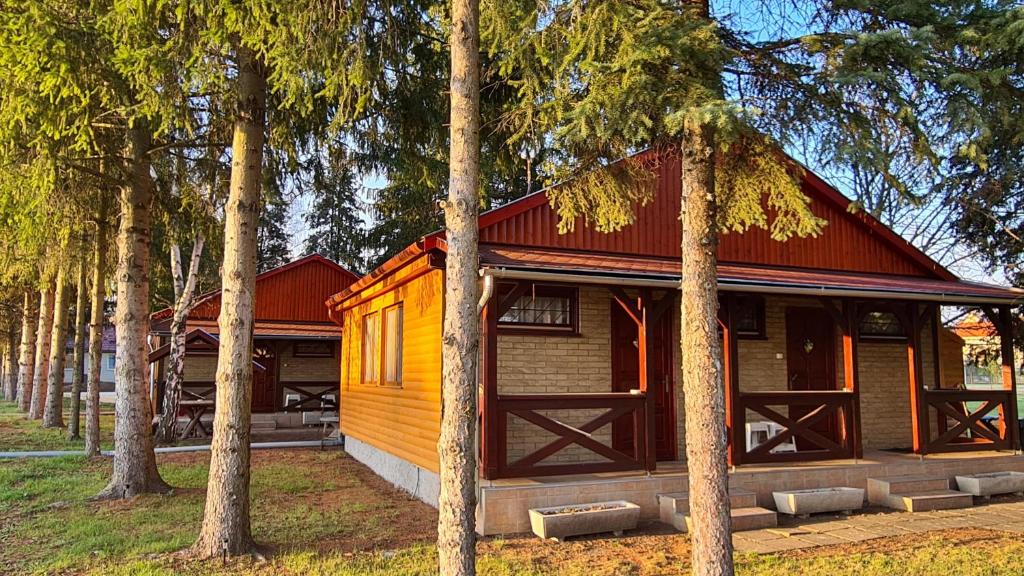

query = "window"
[
  {"left": 498, "top": 284, "right": 578, "bottom": 334},
  {"left": 293, "top": 341, "right": 334, "bottom": 358},
  {"left": 382, "top": 304, "right": 404, "bottom": 386},
  {"left": 733, "top": 295, "right": 766, "bottom": 339},
  {"left": 859, "top": 310, "right": 905, "bottom": 341},
  {"left": 361, "top": 312, "right": 379, "bottom": 383},
  {"left": 105, "top": 355, "right": 116, "bottom": 369}
]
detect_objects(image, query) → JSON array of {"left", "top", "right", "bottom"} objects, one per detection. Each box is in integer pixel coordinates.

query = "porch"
[
  {"left": 148, "top": 329, "right": 340, "bottom": 433},
  {"left": 477, "top": 448, "right": 1024, "bottom": 535},
  {"left": 477, "top": 267, "right": 1021, "bottom": 481}
]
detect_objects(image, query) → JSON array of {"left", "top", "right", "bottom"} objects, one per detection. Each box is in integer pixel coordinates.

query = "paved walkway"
[{"left": 732, "top": 498, "right": 1024, "bottom": 553}]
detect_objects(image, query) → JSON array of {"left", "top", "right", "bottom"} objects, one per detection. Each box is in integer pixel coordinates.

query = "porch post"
[
  {"left": 479, "top": 290, "right": 500, "bottom": 479},
  {"left": 841, "top": 300, "right": 863, "bottom": 458},
  {"left": 906, "top": 302, "right": 928, "bottom": 455},
  {"left": 998, "top": 306, "right": 1020, "bottom": 451},
  {"left": 931, "top": 305, "right": 949, "bottom": 435},
  {"left": 639, "top": 292, "right": 657, "bottom": 471},
  {"left": 720, "top": 293, "right": 741, "bottom": 466}
]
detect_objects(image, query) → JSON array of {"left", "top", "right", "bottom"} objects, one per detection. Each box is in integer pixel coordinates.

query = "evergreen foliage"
[{"left": 303, "top": 148, "right": 368, "bottom": 274}]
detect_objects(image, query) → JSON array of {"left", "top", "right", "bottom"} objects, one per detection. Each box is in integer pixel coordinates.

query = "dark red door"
[
  {"left": 785, "top": 307, "right": 836, "bottom": 449},
  {"left": 611, "top": 304, "right": 676, "bottom": 461},
  {"left": 251, "top": 342, "right": 278, "bottom": 413}
]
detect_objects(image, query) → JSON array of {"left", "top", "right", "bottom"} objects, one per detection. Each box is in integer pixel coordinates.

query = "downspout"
[{"left": 474, "top": 270, "right": 495, "bottom": 529}]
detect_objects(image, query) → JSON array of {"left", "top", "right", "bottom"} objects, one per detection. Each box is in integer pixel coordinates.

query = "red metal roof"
[
  {"left": 153, "top": 254, "right": 358, "bottom": 326},
  {"left": 476, "top": 152, "right": 955, "bottom": 280},
  {"left": 479, "top": 244, "right": 1022, "bottom": 304}
]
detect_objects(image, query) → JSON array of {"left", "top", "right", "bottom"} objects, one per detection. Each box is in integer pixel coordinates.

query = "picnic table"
[{"left": 178, "top": 399, "right": 215, "bottom": 439}]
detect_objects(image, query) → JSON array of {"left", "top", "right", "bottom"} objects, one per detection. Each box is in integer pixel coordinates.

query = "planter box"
[
  {"left": 529, "top": 501, "right": 640, "bottom": 541},
  {"left": 956, "top": 472, "right": 1024, "bottom": 498},
  {"left": 773, "top": 487, "right": 865, "bottom": 517}
]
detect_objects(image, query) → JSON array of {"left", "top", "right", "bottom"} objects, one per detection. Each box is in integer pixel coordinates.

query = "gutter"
[{"left": 480, "top": 267, "right": 1022, "bottom": 306}]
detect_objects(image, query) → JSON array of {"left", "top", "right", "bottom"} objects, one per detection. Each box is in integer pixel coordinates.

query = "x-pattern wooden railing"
[
  {"left": 281, "top": 382, "right": 338, "bottom": 411},
  {"left": 737, "top": 390, "right": 856, "bottom": 464},
  {"left": 925, "top": 389, "right": 1013, "bottom": 452},
  {"left": 494, "top": 392, "right": 647, "bottom": 478}
]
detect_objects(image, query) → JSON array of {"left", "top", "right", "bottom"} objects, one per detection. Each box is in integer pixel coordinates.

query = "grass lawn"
[
  {"left": 3, "top": 416, "right": 1024, "bottom": 575},
  {"left": 0, "top": 399, "right": 115, "bottom": 453}
]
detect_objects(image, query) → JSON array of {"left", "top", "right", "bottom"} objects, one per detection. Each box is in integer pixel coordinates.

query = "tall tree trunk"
[
  {"left": 68, "top": 256, "right": 89, "bottom": 439},
  {"left": 4, "top": 328, "right": 17, "bottom": 401},
  {"left": 680, "top": 120, "right": 734, "bottom": 575},
  {"left": 192, "top": 45, "right": 264, "bottom": 558},
  {"left": 16, "top": 291, "right": 38, "bottom": 412},
  {"left": 437, "top": 0, "right": 481, "bottom": 573},
  {"left": 86, "top": 212, "right": 109, "bottom": 458},
  {"left": 156, "top": 237, "right": 205, "bottom": 445},
  {"left": 43, "top": 271, "right": 71, "bottom": 428},
  {"left": 96, "top": 127, "right": 169, "bottom": 498},
  {"left": 29, "top": 285, "right": 54, "bottom": 420}
]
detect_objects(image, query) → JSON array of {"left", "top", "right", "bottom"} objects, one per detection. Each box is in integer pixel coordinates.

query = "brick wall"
[{"left": 498, "top": 286, "right": 614, "bottom": 464}]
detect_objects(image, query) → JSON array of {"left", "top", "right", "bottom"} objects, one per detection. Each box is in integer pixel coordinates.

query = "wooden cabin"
[
  {"left": 150, "top": 254, "right": 357, "bottom": 431},
  {"left": 326, "top": 152, "right": 1023, "bottom": 534}
]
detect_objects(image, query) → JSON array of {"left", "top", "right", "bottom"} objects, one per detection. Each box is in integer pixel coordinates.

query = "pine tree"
[
  {"left": 303, "top": 149, "right": 367, "bottom": 273},
  {"left": 257, "top": 188, "right": 293, "bottom": 274}
]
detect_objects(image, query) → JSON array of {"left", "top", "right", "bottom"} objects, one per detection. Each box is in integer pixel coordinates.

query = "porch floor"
[
  {"left": 483, "top": 448, "right": 1019, "bottom": 487},
  {"left": 477, "top": 449, "right": 1024, "bottom": 535}
]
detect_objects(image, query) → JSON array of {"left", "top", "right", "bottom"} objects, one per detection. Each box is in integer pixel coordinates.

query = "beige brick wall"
[
  {"left": 495, "top": 287, "right": 968, "bottom": 462},
  {"left": 277, "top": 341, "right": 340, "bottom": 382},
  {"left": 498, "top": 286, "right": 614, "bottom": 464},
  {"left": 183, "top": 354, "right": 218, "bottom": 382}
]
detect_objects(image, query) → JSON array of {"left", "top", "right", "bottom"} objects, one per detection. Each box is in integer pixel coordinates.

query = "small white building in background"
[{"left": 63, "top": 324, "right": 116, "bottom": 390}]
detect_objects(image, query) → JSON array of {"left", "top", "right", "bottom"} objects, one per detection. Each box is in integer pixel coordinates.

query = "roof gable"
[
  {"left": 154, "top": 254, "right": 359, "bottom": 325},
  {"left": 477, "top": 153, "right": 954, "bottom": 280}
]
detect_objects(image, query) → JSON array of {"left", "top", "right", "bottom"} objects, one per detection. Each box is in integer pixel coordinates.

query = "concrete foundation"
[{"left": 345, "top": 436, "right": 440, "bottom": 507}]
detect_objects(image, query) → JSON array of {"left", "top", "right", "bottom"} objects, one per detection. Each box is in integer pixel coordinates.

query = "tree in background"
[
  {"left": 67, "top": 250, "right": 88, "bottom": 440},
  {"left": 256, "top": 186, "right": 293, "bottom": 273},
  {"left": 42, "top": 263, "right": 71, "bottom": 428},
  {"left": 303, "top": 146, "right": 368, "bottom": 273},
  {"left": 943, "top": 6, "right": 1024, "bottom": 286},
  {"left": 28, "top": 281, "right": 54, "bottom": 421},
  {"left": 15, "top": 292, "right": 37, "bottom": 412},
  {"left": 353, "top": 8, "right": 539, "bottom": 268}
]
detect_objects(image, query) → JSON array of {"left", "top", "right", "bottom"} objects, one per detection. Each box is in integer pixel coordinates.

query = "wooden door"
[
  {"left": 785, "top": 307, "right": 836, "bottom": 448},
  {"left": 611, "top": 304, "right": 676, "bottom": 461},
  {"left": 251, "top": 342, "right": 278, "bottom": 413}
]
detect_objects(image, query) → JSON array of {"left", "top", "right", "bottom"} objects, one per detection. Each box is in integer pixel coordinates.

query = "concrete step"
[
  {"left": 659, "top": 489, "right": 773, "bottom": 532},
  {"left": 658, "top": 488, "right": 758, "bottom": 518},
  {"left": 867, "top": 475, "right": 950, "bottom": 503},
  {"left": 884, "top": 489, "right": 974, "bottom": 513},
  {"left": 675, "top": 507, "right": 778, "bottom": 533},
  {"left": 251, "top": 419, "right": 278, "bottom": 431}
]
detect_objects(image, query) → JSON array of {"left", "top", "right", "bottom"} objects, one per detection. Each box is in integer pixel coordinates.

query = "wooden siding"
[
  {"left": 189, "top": 256, "right": 358, "bottom": 323},
  {"left": 339, "top": 256, "right": 444, "bottom": 473},
  {"left": 479, "top": 155, "right": 941, "bottom": 278}
]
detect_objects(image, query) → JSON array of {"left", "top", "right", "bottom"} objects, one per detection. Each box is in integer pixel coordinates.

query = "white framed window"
[
  {"left": 382, "top": 304, "right": 404, "bottom": 386},
  {"left": 105, "top": 355, "right": 116, "bottom": 369}
]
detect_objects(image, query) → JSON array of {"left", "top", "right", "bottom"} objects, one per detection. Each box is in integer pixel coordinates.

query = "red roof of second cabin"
[{"left": 153, "top": 254, "right": 358, "bottom": 336}]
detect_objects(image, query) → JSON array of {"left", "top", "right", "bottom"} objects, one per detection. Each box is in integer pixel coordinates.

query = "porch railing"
[
  {"left": 924, "top": 389, "right": 1015, "bottom": 453},
  {"left": 281, "top": 381, "right": 338, "bottom": 412},
  {"left": 735, "top": 390, "right": 857, "bottom": 464},
  {"left": 493, "top": 392, "right": 647, "bottom": 479}
]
